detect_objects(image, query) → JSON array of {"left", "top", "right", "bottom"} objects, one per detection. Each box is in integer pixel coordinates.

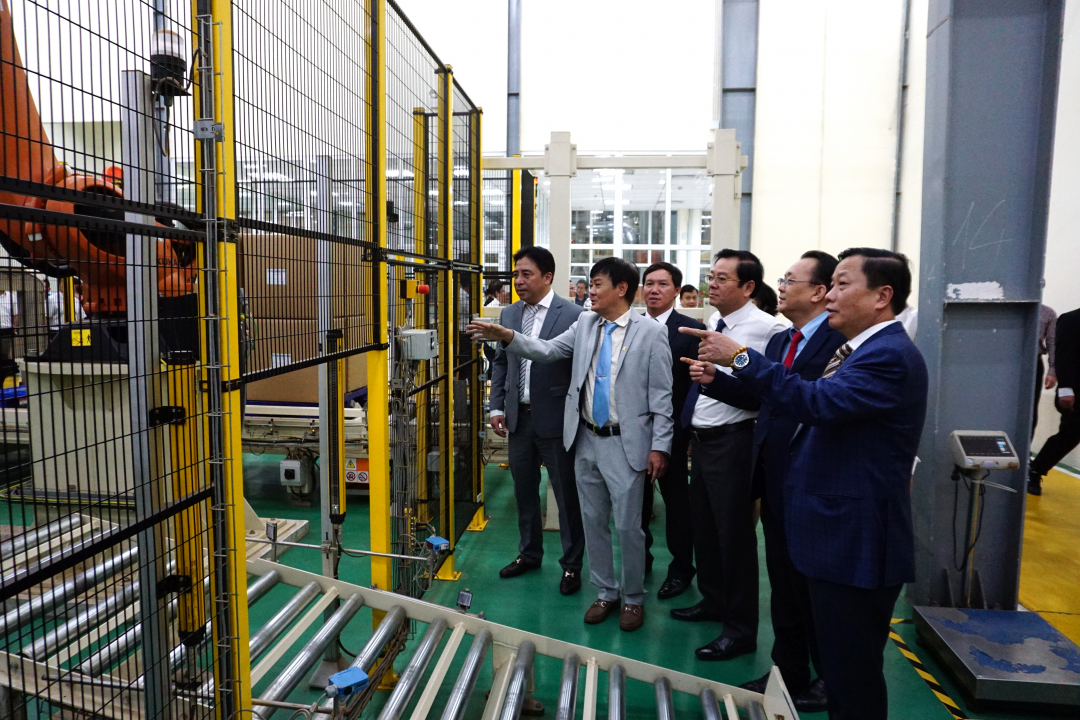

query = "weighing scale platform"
[{"left": 914, "top": 606, "right": 1080, "bottom": 710}]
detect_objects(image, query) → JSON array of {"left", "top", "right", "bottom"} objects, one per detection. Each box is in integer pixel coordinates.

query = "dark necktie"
[
  {"left": 782, "top": 329, "right": 805, "bottom": 369},
  {"left": 680, "top": 318, "right": 726, "bottom": 428}
]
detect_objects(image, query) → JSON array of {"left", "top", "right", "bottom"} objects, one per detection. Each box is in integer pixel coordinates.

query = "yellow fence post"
[
  {"left": 510, "top": 166, "right": 522, "bottom": 303},
  {"left": 365, "top": 0, "right": 393, "bottom": 597},
  {"left": 435, "top": 65, "right": 460, "bottom": 581},
  {"left": 467, "top": 107, "right": 488, "bottom": 532}
]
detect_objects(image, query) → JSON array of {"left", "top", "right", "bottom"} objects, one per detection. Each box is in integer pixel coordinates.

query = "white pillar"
[
  {"left": 544, "top": 132, "right": 576, "bottom": 298},
  {"left": 614, "top": 169, "right": 624, "bottom": 261},
  {"left": 707, "top": 128, "right": 745, "bottom": 257}
]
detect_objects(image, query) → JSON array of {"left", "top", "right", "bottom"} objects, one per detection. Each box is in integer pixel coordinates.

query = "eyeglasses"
[
  {"left": 704, "top": 275, "right": 739, "bottom": 284},
  {"left": 777, "top": 277, "right": 817, "bottom": 287}
]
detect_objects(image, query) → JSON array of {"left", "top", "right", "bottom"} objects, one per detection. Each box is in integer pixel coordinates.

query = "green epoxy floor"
[{"left": 242, "top": 455, "right": 1047, "bottom": 720}]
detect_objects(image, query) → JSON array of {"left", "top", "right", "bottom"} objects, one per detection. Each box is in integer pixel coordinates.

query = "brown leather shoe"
[
  {"left": 584, "top": 599, "right": 618, "bottom": 624},
  {"left": 620, "top": 603, "right": 645, "bottom": 631}
]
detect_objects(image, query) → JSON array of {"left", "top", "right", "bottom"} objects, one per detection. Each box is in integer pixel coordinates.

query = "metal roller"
[
  {"left": 698, "top": 689, "right": 721, "bottom": 720},
  {"left": 440, "top": 629, "right": 493, "bottom": 720},
  {"left": 376, "top": 617, "right": 447, "bottom": 720},
  {"left": 746, "top": 702, "right": 767, "bottom": 720},
  {"left": 23, "top": 580, "right": 141, "bottom": 660},
  {"left": 78, "top": 597, "right": 178, "bottom": 676},
  {"left": 654, "top": 678, "right": 673, "bottom": 720},
  {"left": 0, "top": 546, "right": 138, "bottom": 636},
  {"left": 316, "top": 604, "right": 406, "bottom": 714},
  {"left": 556, "top": 653, "right": 580, "bottom": 720},
  {"left": 498, "top": 640, "right": 536, "bottom": 720},
  {"left": 247, "top": 570, "right": 284, "bottom": 605},
  {"left": 250, "top": 581, "right": 321, "bottom": 659},
  {"left": 0, "top": 514, "right": 83, "bottom": 560},
  {"left": 251, "top": 593, "right": 364, "bottom": 720},
  {"left": 607, "top": 664, "right": 625, "bottom": 720}
]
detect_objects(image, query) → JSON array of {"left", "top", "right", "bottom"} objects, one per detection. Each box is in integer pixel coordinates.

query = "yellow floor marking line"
[{"left": 889, "top": 619, "right": 977, "bottom": 720}]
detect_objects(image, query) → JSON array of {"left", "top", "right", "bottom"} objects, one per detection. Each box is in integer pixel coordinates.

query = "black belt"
[
  {"left": 690, "top": 418, "right": 754, "bottom": 443},
  {"left": 582, "top": 420, "right": 620, "bottom": 437}
]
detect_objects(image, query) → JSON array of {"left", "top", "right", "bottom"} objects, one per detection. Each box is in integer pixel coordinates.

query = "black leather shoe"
[
  {"left": 792, "top": 678, "right": 828, "bottom": 714},
  {"left": 738, "top": 672, "right": 769, "bottom": 694},
  {"left": 670, "top": 600, "right": 723, "bottom": 623},
  {"left": 657, "top": 576, "right": 692, "bottom": 600},
  {"left": 1028, "top": 471, "right": 1043, "bottom": 496},
  {"left": 499, "top": 556, "right": 540, "bottom": 578},
  {"left": 560, "top": 570, "right": 582, "bottom": 596},
  {"left": 695, "top": 636, "right": 757, "bottom": 661}
]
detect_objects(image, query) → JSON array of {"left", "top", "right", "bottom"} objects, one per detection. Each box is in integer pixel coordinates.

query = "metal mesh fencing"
[
  {"left": 384, "top": 0, "right": 447, "bottom": 597},
  {"left": 0, "top": 2, "right": 241, "bottom": 720},
  {"left": 451, "top": 88, "right": 481, "bottom": 540},
  {"left": 231, "top": 0, "right": 378, "bottom": 388},
  {"left": 482, "top": 169, "right": 512, "bottom": 289}
]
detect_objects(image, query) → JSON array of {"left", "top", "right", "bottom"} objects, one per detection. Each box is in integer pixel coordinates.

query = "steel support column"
[
  {"left": 911, "top": 0, "right": 1064, "bottom": 608},
  {"left": 716, "top": 0, "right": 758, "bottom": 249}
]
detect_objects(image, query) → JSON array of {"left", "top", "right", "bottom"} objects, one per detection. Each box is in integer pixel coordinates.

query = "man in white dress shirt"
[{"left": 670, "top": 250, "right": 786, "bottom": 662}]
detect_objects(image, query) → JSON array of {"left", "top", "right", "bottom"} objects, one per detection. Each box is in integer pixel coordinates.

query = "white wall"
[
  {"left": 1034, "top": 0, "right": 1080, "bottom": 470},
  {"left": 749, "top": 0, "right": 905, "bottom": 283},
  {"left": 398, "top": 0, "right": 715, "bottom": 155}
]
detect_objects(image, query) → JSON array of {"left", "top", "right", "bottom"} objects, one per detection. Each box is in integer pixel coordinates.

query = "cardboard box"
[
  {"left": 240, "top": 234, "right": 367, "bottom": 320},
  {"left": 245, "top": 318, "right": 369, "bottom": 404}
]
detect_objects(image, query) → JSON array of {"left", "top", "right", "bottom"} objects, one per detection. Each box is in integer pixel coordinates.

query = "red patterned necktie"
[{"left": 782, "top": 330, "right": 804, "bottom": 369}]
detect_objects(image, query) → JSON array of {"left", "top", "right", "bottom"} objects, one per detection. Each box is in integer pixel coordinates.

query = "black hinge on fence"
[
  {"left": 157, "top": 574, "right": 194, "bottom": 597},
  {"left": 149, "top": 406, "right": 186, "bottom": 427},
  {"left": 387, "top": 200, "right": 400, "bottom": 223}
]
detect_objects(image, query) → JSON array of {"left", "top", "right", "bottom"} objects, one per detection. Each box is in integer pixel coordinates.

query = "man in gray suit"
[
  {"left": 489, "top": 247, "right": 586, "bottom": 594},
  {"left": 469, "top": 257, "right": 674, "bottom": 631}
]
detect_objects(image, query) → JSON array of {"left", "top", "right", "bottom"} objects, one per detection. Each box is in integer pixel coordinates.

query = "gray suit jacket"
[
  {"left": 489, "top": 294, "right": 583, "bottom": 438},
  {"left": 506, "top": 310, "right": 674, "bottom": 472}
]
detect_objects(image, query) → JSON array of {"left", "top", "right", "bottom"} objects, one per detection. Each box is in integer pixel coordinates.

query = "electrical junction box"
[
  {"left": 280, "top": 456, "right": 314, "bottom": 491},
  {"left": 949, "top": 430, "right": 1019, "bottom": 470},
  {"left": 426, "top": 536, "right": 450, "bottom": 552},
  {"left": 400, "top": 329, "right": 438, "bottom": 360}
]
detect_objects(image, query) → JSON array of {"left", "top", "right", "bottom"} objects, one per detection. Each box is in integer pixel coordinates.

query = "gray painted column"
[
  {"left": 716, "top": 0, "right": 758, "bottom": 249},
  {"left": 121, "top": 69, "right": 171, "bottom": 720},
  {"left": 911, "top": 0, "right": 1064, "bottom": 608},
  {"left": 507, "top": 0, "right": 522, "bottom": 156}
]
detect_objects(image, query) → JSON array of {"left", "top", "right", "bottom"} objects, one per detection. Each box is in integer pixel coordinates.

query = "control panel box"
[
  {"left": 280, "top": 456, "right": 314, "bottom": 491},
  {"left": 400, "top": 329, "right": 438, "bottom": 360},
  {"left": 949, "top": 430, "right": 1019, "bottom": 470}
]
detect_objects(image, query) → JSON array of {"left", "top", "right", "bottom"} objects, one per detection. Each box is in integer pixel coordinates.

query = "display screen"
[{"left": 958, "top": 435, "right": 1014, "bottom": 458}]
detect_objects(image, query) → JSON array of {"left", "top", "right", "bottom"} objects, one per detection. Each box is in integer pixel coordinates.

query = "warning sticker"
[
  {"left": 358, "top": 471, "right": 369, "bottom": 484},
  {"left": 71, "top": 329, "right": 91, "bottom": 347},
  {"left": 345, "top": 470, "right": 358, "bottom": 483},
  {"left": 345, "top": 458, "right": 357, "bottom": 471}
]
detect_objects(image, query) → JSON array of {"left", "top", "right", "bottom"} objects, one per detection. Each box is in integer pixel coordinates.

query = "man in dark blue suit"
[
  {"left": 683, "top": 248, "right": 928, "bottom": 720},
  {"left": 639, "top": 262, "right": 705, "bottom": 598},
  {"left": 686, "top": 251, "right": 844, "bottom": 714}
]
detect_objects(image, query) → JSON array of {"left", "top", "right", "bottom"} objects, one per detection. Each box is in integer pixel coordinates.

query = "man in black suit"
[
  {"left": 490, "top": 247, "right": 586, "bottom": 594},
  {"left": 639, "top": 262, "right": 705, "bottom": 599},
  {"left": 685, "top": 251, "right": 843, "bottom": 714},
  {"left": 1030, "top": 307, "right": 1080, "bottom": 494}
]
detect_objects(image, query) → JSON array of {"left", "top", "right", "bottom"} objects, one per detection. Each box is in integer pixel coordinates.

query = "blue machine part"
[
  {"left": 325, "top": 667, "right": 369, "bottom": 698},
  {"left": 426, "top": 536, "right": 450, "bottom": 552}
]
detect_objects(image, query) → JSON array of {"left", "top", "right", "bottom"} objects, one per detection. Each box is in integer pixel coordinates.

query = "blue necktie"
[
  {"left": 680, "top": 318, "right": 726, "bottom": 428},
  {"left": 592, "top": 322, "right": 618, "bottom": 427}
]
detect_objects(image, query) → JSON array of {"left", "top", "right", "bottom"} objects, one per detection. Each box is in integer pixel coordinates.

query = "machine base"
[
  {"left": 308, "top": 655, "right": 352, "bottom": 690},
  {"left": 914, "top": 606, "right": 1080, "bottom": 711}
]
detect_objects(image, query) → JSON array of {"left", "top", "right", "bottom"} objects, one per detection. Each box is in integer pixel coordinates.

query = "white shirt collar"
[
  {"left": 847, "top": 319, "right": 900, "bottom": 351},
  {"left": 718, "top": 300, "right": 756, "bottom": 327},
  {"left": 603, "top": 307, "right": 634, "bottom": 328},
  {"left": 649, "top": 306, "right": 674, "bottom": 325},
  {"left": 526, "top": 289, "right": 555, "bottom": 310}
]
